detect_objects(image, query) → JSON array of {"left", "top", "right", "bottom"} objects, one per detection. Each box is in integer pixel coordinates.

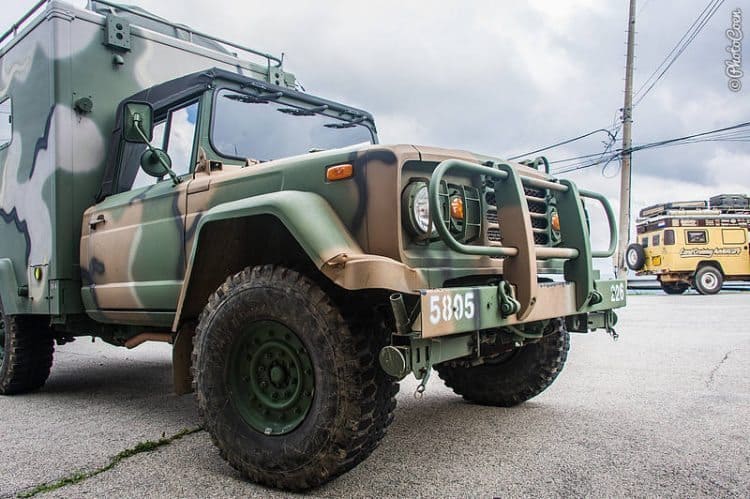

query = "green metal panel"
[{"left": 187, "top": 190, "right": 363, "bottom": 270}]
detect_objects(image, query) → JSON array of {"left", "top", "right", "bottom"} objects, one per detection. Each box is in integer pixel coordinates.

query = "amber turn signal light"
[
  {"left": 450, "top": 197, "right": 464, "bottom": 220},
  {"left": 326, "top": 164, "right": 353, "bottom": 181},
  {"left": 551, "top": 212, "right": 561, "bottom": 232}
]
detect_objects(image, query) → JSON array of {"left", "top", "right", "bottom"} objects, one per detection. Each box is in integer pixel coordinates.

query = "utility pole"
[{"left": 615, "top": 0, "right": 637, "bottom": 280}]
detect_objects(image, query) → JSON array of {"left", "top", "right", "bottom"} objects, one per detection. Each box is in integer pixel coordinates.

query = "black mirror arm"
[{"left": 132, "top": 114, "right": 182, "bottom": 185}]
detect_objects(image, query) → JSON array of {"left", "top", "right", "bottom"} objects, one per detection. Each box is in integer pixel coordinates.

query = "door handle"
[{"left": 89, "top": 214, "right": 106, "bottom": 229}]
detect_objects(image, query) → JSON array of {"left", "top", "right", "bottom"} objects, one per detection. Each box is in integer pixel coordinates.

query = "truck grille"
[{"left": 484, "top": 183, "right": 550, "bottom": 250}]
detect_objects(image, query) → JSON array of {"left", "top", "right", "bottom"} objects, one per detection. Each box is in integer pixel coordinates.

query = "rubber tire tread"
[
  {"left": 435, "top": 319, "right": 569, "bottom": 407},
  {"left": 693, "top": 266, "right": 723, "bottom": 295},
  {"left": 660, "top": 282, "right": 688, "bottom": 295},
  {"left": 0, "top": 304, "right": 54, "bottom": 395},
  {"left": 192, "top": 265, "right": 397, "bottom": 491}
]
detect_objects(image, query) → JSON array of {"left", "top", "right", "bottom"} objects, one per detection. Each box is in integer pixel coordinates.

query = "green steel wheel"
[
  {"left": 0, "top": 299, "right": 54, "bottom": 395},
  {"left": 226, "top": 320, "right": 315, "bottom": 435},
  {"left": 193, "top": 265, "right": 397, "bottom": 491}
]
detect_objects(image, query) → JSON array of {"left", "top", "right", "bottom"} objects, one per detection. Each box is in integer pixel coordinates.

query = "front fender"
[{"left": 173, "top": 191, "right": 421, "bottom": 330}]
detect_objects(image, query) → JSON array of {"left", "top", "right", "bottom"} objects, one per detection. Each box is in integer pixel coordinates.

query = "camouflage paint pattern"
[
  {"left": 0, "top": 1, "right": 292, "bottom": 316},
  {"left": 1, "top": 1, "right": 625, "bottom": 342}
]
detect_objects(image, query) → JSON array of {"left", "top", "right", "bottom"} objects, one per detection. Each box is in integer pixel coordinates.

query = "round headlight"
[{"left": 412, "top": 184, "right": 431, "bottom": 233}]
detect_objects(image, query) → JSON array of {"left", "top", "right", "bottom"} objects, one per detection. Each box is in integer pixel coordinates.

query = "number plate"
[{"left": 426, "top": 290, "right": 477, "bottom": 325}]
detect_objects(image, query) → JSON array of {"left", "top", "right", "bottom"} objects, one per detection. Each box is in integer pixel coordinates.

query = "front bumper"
[{"left": 417, "top": 278, "right": 626, "bottom": 338}]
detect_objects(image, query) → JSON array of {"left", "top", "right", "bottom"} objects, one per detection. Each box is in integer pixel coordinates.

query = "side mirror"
[
  {"left": 123, "top": 101, "right": 153, "bottom": 143},
  {"left": 140, "top": 148, "right": 172, "bottom": 178}
]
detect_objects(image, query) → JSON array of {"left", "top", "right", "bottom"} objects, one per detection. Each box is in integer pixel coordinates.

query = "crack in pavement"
[
  {"left": 706, "top": 350, "right": 733, "bottom": 388},
  {"left": 11, "top": 427, "right": 203, "bottom": 498}
]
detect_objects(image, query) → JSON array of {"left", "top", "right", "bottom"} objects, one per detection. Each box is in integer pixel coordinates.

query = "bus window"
[{"left": 652, "top": 234, "right": 660, "bottom": 246}]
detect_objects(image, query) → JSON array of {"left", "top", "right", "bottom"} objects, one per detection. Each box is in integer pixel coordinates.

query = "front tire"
[
  {"left": 435, "top": 319, "right": 569, "bottom": 407},
  {"left": 0, "top": 301, "right": 54, "bottom": 395},
  {"left": 192, "top": 265, "right": 397, "bottom": 491},
  {"left": 693, "top": 266, "right": 723, "bottom": 295}
]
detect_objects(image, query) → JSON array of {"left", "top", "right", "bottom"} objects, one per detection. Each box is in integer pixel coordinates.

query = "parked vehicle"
[
  {"left": 627, "top": 194, "right": 750, "bottom": 294},
  {"left": 0, "top": 1, "right": 625, "bottom": 490}
]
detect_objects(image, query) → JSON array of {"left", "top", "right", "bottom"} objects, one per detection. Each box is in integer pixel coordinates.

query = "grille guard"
[{"left": 427, "top": 159, "right": 618, "bottom": 314}]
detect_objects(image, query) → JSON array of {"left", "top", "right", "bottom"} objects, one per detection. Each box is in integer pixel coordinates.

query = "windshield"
[{"left": 211, "top": 88, "right": 375, "bottom": 161}]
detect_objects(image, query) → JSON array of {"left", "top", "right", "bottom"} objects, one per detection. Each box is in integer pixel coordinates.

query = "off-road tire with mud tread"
[
  {"left": 435, "top": 319, "right": 569, "bottom": 407},
  {"left": 0, "top": 301, "right": 54, "bottom": 395},
  {"left": 192, "top": 265, "right": 397, "bottom": 491}
]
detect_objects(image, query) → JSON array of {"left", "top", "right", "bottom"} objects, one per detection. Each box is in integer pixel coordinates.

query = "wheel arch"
[
  {"left": 695, "top": 260, "right": 724, "bottom": 275},
  {"left": 173, "top": 191, "right": 364, "bottom": 331}
]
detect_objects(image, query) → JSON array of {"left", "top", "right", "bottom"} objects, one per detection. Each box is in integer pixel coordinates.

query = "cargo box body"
[{"left": 0, "top": 1, "right": 285, "bottom": 316}]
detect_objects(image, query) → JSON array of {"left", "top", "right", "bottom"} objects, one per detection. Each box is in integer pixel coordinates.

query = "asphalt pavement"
[{"left": 1, "top": 293, "right": 749, "bottom": 498}]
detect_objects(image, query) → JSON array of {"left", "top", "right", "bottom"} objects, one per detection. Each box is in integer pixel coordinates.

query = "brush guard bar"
[{"left": 428, "top": 159, "right": 617, "bottom": 315}]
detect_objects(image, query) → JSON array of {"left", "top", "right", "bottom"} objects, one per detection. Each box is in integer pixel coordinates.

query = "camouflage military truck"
[{"left": 0, "top": 0, "right": 626, "bottom": 490}]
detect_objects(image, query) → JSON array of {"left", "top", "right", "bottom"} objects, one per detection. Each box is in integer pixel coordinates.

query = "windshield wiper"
[
  {"left": 225, "top": 90, "right": 283, "bottom": 104},
  {"left": 324, "top": 116, "right": 366, "bottom": 128},
  {"left": 277, "top": 104, "right": 329, "bottom": 116}
]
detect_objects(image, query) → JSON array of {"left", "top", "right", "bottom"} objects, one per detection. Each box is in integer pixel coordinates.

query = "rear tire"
[
  {"left": 693, "top": 266, "right": 723, "bottom": 295},
  {"left": 0, "top": 301, "right": 54, "bottom": 395},
  {"left": 660, "top": 281, "right": 689, "bottom": 295},
  {"left": 435, "top": 319, "right": 569, "bottom": 407},
  {"left": 192, "top": 265, "right": 397, "bottom": 490}
]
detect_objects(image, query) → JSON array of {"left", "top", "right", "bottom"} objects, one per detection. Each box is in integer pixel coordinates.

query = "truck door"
[{"left": 82, "top": 101, "right": 200, "bottom": 325}]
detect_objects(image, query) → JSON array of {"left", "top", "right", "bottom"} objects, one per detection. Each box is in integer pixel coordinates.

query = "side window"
[
  {"left": 664, "top": 229, "right": 675, "bottom": 246},
  {"left": 0, "top": 98, "right": 11, "bottom": 148},
  {"left": 686, "top": 230, "right": 707, "bottom": 244},
  {"left": 641, "top": 237, "right": 649, "bottom": 248},
  {"left": 652, "top": 234, "right": 660, "bottom": 246},
  {"left": 120, "top": 100, "right": 199, "bottom": 192}
]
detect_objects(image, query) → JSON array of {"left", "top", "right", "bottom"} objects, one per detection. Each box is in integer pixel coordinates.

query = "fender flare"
[
  {"left": 172, "top": 191, "right": 363, "bottom": 330},
  {"left": 0, "top": 258, "right": 27, "bottom": 315}
]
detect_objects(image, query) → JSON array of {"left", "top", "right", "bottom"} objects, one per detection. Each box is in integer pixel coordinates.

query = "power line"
[
  {"left": 506, "top": 128, "right": 616, "bottom": 161},
  {"left": 551, "top": 120, "right": 750, "bottom": 174},
  {"left": 633, "top": 0, "right": 725, "bottom": 107}
]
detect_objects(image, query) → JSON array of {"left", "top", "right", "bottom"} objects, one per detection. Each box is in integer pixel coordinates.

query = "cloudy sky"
[{"left": 2, "top": 0, "right": 748, "bottom": 270}]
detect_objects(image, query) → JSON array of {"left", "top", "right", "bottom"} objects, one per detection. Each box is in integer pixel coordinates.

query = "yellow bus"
[{"left": 626, "top": 195, "right": 750, "bottom": 294}]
